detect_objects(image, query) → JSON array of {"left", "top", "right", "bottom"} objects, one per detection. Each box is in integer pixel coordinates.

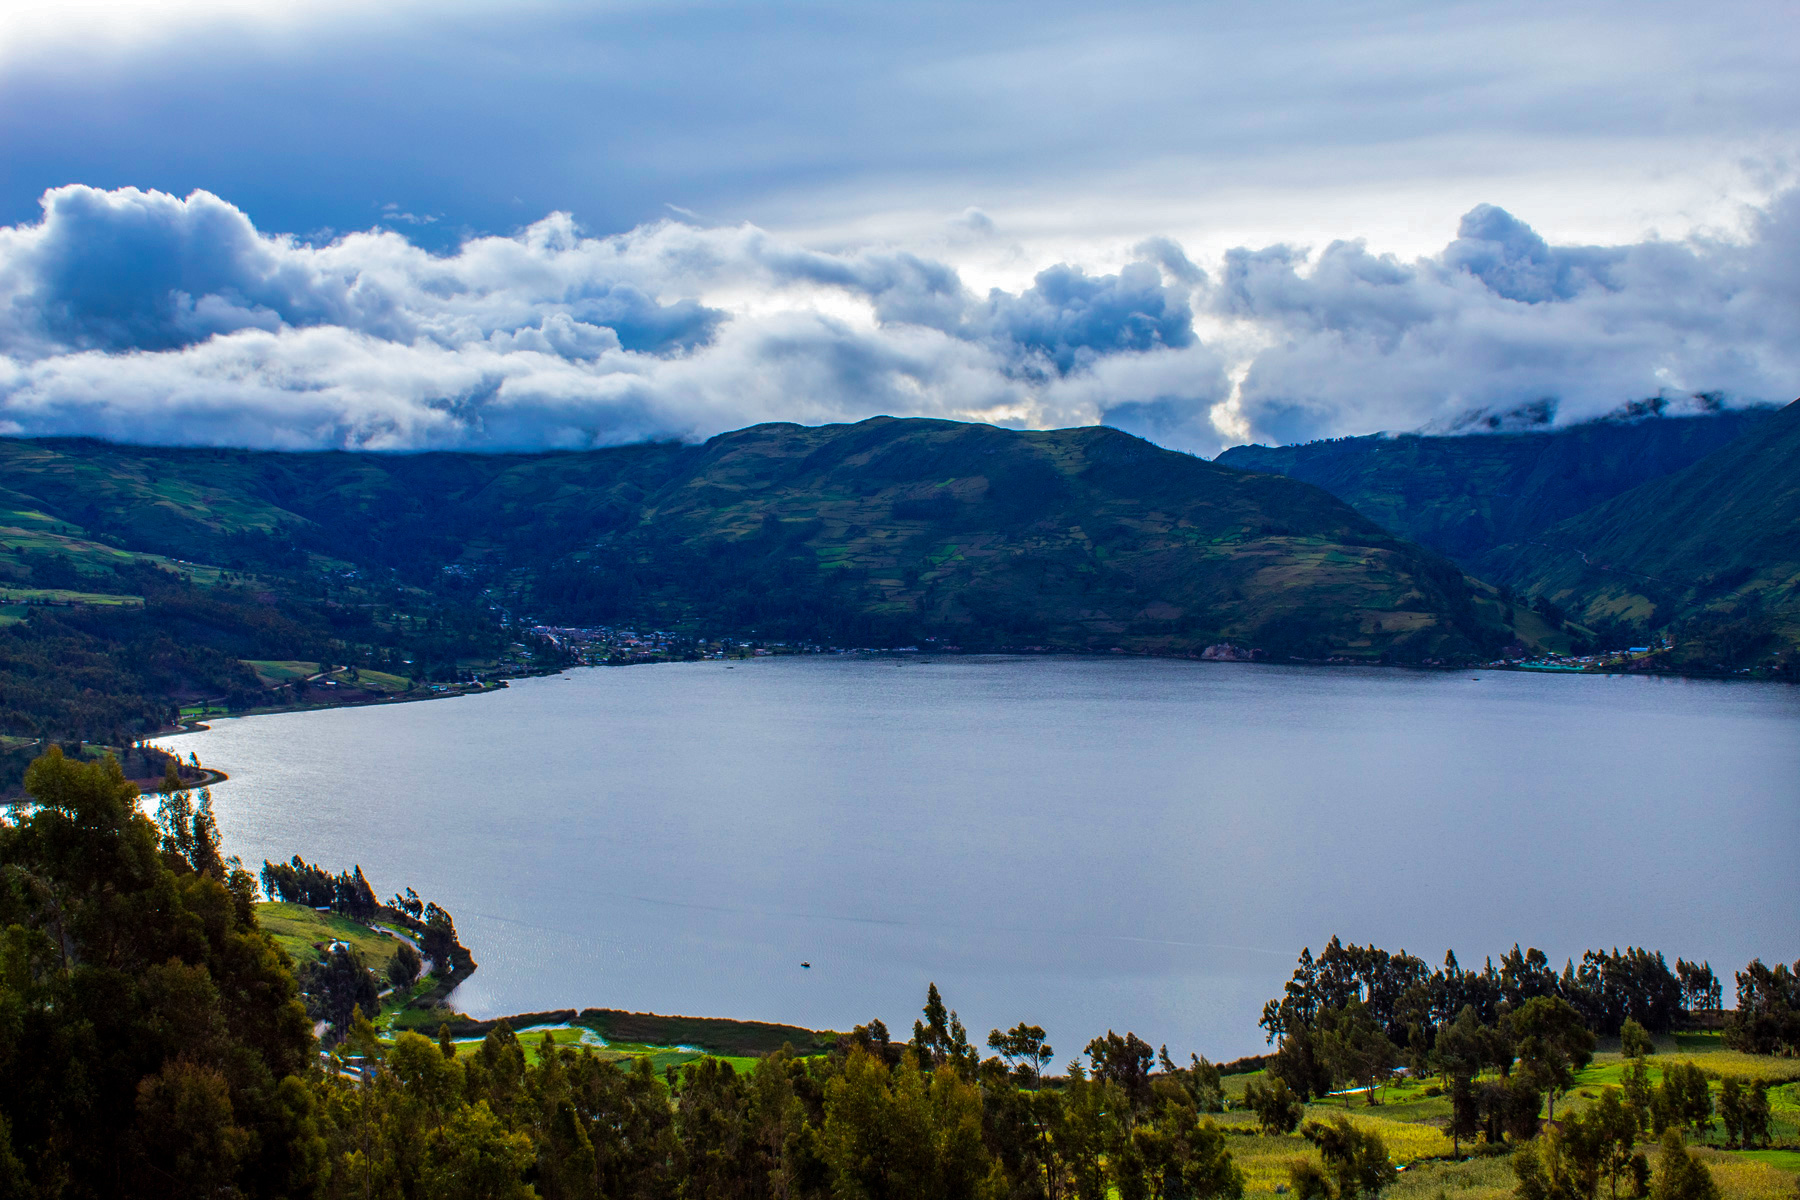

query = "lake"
[{"left": 168, "top": 656, "right": 1800, "bottom": 1059}]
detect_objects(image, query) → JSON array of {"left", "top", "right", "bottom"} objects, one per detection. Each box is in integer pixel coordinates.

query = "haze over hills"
[
  {"left": 1217, "top": 402, "right": 1800, "bottom": 667},
  {"left": 1214, "top": 405, "right": 1774, "bottom": 571},
  {"left": 1485, "top": 399, "right": 1800, "bottom": 664},
  {"left": 0, "top": 419, "right": 1513, "bottom": 688}
]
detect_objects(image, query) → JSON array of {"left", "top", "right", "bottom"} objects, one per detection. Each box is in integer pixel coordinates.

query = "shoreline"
[{"left": 164, "top": 648, "right": 1797, "bottom": 752}]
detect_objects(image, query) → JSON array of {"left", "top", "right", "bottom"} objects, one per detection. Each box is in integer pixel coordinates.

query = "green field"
[
  {"left": 326, "top": 666, "right": 413, "bottom": 693},
  {"left": 243, "top": 660, "right": 321, "bottom": 685},
  {"left": 407, "top": 1019, "right": 764, "bottom": 1075},
  {"left": 1210, "top": 1038, "right": 1800, "bottom": 1200},
  {"left": 0, "top": 587, "right": 144, "bottom": 607},
  {"left": 257, "top": 902, "right": 409, "bottom": 973}
]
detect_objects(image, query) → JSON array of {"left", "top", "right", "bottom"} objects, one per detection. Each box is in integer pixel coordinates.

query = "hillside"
[
  {"left": 1215, "top": 408, "right": 1771, "bottom": 571},
  {"left": 0, "top": 419, "right": 1518, "bottom": 729},
  {"left": 541, "top": 417, "right": 1508, "bottom": 658},
  {"left": 1485, "top": 399, "right": 1800, "bottom": 667}
]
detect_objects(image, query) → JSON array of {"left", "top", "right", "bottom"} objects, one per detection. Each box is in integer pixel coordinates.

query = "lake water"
[{"left": 168, "top": 656, "right": 1800, "bottom": 1060}]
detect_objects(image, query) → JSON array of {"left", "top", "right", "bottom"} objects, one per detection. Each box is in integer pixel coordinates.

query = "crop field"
[{"left": 1216, "top": 1044, "right": 1800, "bottom": 1200}]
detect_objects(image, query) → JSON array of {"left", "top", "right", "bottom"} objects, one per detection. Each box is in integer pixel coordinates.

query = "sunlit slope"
[
  {"left": 1216, "top": 408, "right": 1770, "bottom": 569},
  {"left": 1486, "top": 399, "right": 1800, "bottom": 649}
]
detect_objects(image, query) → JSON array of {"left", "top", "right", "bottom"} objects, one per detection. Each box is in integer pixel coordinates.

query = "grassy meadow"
[
  {"left": 258, "top": 901, "right": 412, "bottom": 974},
  {"left": 1209, "top": 1034, "right": 1800, "bottom": 1200}
]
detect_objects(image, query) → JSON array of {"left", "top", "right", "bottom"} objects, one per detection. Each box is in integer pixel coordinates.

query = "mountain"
[
  {"left": 1214, "top": 407, "right": 1772, "bottom": 571},
  {"left": 1484, "top": 399, "right": 1800, "bottom": 667},
  {"left": 0, "top": 418, "right": 1518, "bottom": 741},
  {"left": 524, "top": 417, "right": 1506, "bottom": 658}
]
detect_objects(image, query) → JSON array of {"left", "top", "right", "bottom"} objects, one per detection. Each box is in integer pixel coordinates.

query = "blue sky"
[{"left": 1, "top": 0, "right": 1797, "bottom": 452}]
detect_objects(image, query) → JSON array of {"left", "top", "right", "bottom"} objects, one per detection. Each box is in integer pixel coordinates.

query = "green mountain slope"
[
  {"left": 1215, "top": 408, "right": 1770, "bottom": 571},
  {"left": 0, "top": 418, "right": 1514, "bottom": 671},
  {"left": 546, "top": 417, "right": 1506, "bottom": 658},
  {"left": 1485, "top": 399, "right": 1800, "bottom": 666}
]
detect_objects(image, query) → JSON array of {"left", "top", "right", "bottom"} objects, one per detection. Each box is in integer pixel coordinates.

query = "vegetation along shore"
[{"left": 1, "top": 745, "right": 1794, "bottom": 1198}]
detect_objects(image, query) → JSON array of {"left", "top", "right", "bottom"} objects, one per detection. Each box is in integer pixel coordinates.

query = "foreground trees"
[{"left": 0, "top": 748, "right": 316, "bottom": 1198}]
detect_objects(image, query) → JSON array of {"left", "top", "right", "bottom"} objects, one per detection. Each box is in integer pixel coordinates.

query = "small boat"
[{"left": 801, "top": 962, "right": 811, "bottom": 969}]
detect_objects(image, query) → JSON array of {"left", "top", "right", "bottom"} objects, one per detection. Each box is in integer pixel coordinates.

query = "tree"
[
  {"left": 1648, "top": 1130, "right": 1719, "bottom": 1200},
  {"left": 1651, "top": 1064, "right": 1712, "bottom": 1136},
  {"left": 1723, "top": 959, "right": 1800, "bottom": 1055},
  {"left": 1295, "top": 1117, "right": 1396, "bottom": 1200},
  {"left": 1318, "top": 1002, "right": 1398, "bottom": 1106},
  {"left": 1621, "top": 1059, "right": 1655, "bottom": 1133},
  {"left": 0, "top": 748, "right": 314, "bottom": 1197},
  {"left": 1158, "top": 1046, "right": 1225, "bottom": 1113},
  {"left": 388, "top": 940, "right": 424, "bottom": 989},
  {"left": 1674, "top": 961, "right": 1721, "bottom": 1014},
  {"left": 989, "top": 1022, "right": 1054, "bottom": 1082},
  {"left": 1513, "top": 1098, "right": 1646, "bottom": 1200},
  {"left": 1717, "top": 1077, "right": 1770, "bottom": 1149},
  {"left": 1086, "top": 1031, "right": 1157, "bottom": 1114},
  {"left": 1243, "top": 1076, "right": 1303, "bottom": 1135},
  {"left": 820, "top": 1048, "right": 992, "bottom": 1200},
  {"left": 301, "top": 943, "right": 381, "bottom": 1034},
  {"left": 1269, "top": 1024, "right": 1334, "bottom": 1102},
  {"left": 1434, "top": 1006, "right": 1488, "bottom": 1155},
  {"left": 911, "top": 982, "right": 974, "bottom": 1071},
  {"left": 1508, "top": 996, "right": 1595, "bottom": 1120},
  {"left": 1620, "top": 1019, "right": 1655, "bottom": 1059}
]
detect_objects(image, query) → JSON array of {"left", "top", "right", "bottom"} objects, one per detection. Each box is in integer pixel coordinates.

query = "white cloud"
[
  {"left": 0, "top": 183, "right": 1795, "bottom": 456},
  {"left": 0, "top": 186, "right": 1200, "bottom": 451}
]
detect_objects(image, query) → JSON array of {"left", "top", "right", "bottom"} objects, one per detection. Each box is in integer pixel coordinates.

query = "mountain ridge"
[{"left": 0, "top": 417, "right": 1513, "bottom": 681}]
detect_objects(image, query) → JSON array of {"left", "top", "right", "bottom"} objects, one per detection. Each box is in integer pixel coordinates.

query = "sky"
[{"left": 1, "top": 0, "right": 1798, "bottom": 455}]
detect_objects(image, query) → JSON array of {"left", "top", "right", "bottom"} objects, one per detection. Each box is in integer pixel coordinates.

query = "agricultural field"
[{"left": 1216, "top": 1034, "right": 1800, "bottom": 1200}]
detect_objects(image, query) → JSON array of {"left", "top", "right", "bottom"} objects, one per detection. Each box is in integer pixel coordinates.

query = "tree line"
[
  {"left": 260, "top": 855, "right": 464, "bottom": 995},
  {"left": 0, "top": 749, "right": 1780, "bottom": 1200}
]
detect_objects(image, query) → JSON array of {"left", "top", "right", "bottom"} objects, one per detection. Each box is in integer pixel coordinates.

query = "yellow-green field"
[
  {"left": 1215, "top": 1036, "right": 1800, "bottom": 1200},
  {"left": 257, "top": 902, "right": 409, "bottom": 973},
  {"left": 326, "top": 666, "right": 413, "bottom": 693},
  {"left": 0, "top": 587, "right": 144, "bottom": 607}
]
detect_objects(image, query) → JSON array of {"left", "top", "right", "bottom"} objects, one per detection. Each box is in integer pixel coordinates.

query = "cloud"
[
  {"left": 1, "top": 184, "right": 1797, "bottom": 457},
  {"left": 0, "top": 185, "right": 1203, "bottom": 451},
  {"left": 1209, "top": 193, "right": 1800, "bottom": 445}
]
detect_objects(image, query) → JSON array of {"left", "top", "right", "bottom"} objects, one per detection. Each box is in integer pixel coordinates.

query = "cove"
[{"left": 169, "top": 656, "right": 1800, "bottom": 1059}]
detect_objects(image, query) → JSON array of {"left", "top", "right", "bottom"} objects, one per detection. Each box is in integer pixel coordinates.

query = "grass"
[
  {"left": 424, "top": 1022, "right": 765, "bottom": 1074},
  {"left": 1219, "top": 1052, "right": 1800, "bottom": 1200},
  {"left": 256, "top": 902, "right": 408, "bottom": 973},
  {"left": 326, "top": 666, "right": 413, "bottom": 693},
  {"left": 1694, "top": 1150, "right": 1800, "bottom": 1200},
  {"left": 1386, "top": 1154, "right": 1519, "bottom": 1200},
  {"left": 243, "top": 660, "right": 321, "bottom": 685},
  {"left": 0, "top": 587, "right": 143, "bottom": 606}
]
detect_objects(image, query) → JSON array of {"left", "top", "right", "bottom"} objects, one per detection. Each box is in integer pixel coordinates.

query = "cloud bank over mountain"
[{"left": 0, "top": 184, "right": 1796, "bottom": 454}]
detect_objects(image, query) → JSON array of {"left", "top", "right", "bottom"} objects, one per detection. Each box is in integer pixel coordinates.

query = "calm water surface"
[{"left": 169, "top": 657, "right": 1800, "bottom": 1058}]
